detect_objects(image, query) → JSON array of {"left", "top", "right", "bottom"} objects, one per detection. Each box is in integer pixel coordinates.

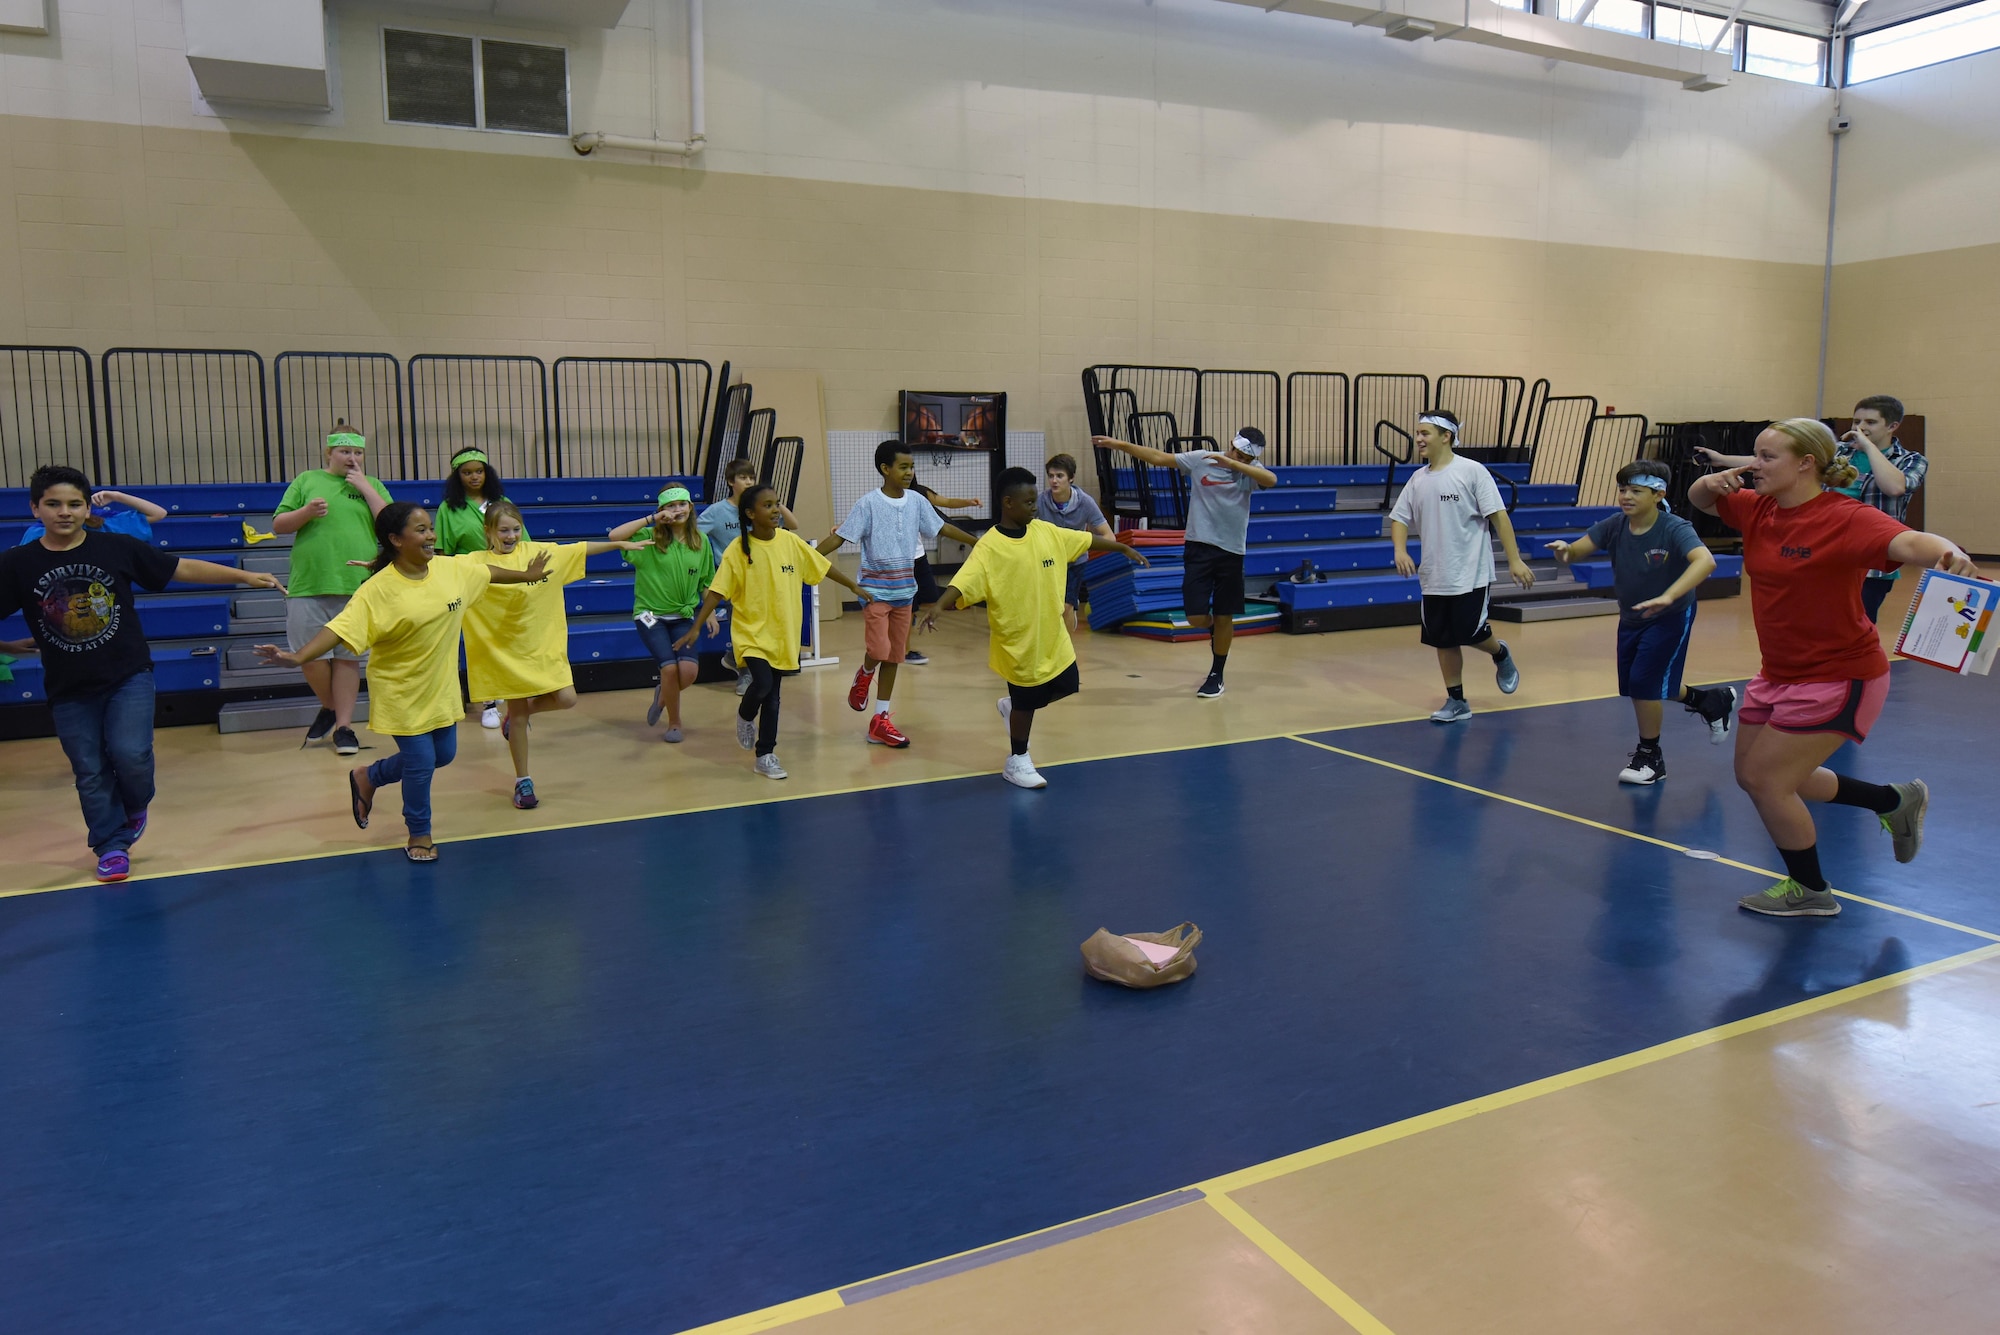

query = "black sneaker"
[
  {"left": 302, "top": 708, "right": 337, "bottom": 747},
  {"left": 333, "top": 726, "right": 360, "bottom": 757},
  {"left": 1617, "top": 746, "right": 1665, "bottom": 785},
  {"left": 1196, "top": 673, "right": 1226, "bottom": 699},
  {"left": 1685, "top": 685, "right": 1737, "bottom": 744}
]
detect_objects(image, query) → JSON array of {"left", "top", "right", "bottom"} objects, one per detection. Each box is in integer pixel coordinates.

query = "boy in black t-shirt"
[{"left": 0, "top": 466, "right": 282, "bottom": 882}]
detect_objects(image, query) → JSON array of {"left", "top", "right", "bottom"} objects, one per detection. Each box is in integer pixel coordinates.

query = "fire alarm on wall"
[{"left": 1830, "top": 113, "right": 1853, "bottom": 135}]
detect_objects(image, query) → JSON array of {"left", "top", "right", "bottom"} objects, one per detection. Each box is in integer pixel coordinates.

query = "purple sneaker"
[
  {"left": 95, "top": 850, "right": 130, "bottom": 883},
  {"left": 123, "top": 809, "right": 149, "bottom": 848}
]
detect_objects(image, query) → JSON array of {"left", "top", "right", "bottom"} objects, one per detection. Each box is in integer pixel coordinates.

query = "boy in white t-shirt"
[
  {"left": 817, "top": 440, "right": 979, "bottom": 747},
  {"left": 1389, "top": 410, "right": 1535, "bottom": 723}
]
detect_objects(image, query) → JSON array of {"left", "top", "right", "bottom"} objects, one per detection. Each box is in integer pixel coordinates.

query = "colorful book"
[{"left": 1894, "top": 569, "right": 2000, "bottom": 676}]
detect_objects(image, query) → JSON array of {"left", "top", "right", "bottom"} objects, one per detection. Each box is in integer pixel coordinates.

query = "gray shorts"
[{"left": 287, "top": 594, "right": 367, "bottom": 662}]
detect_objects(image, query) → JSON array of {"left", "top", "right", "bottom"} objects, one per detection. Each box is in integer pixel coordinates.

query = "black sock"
[
  {"left": 1209, "top": 653, "right": 1226, "bottom": 678},
  {"left": 1830, "top": 775, "right": 1900, "bottom": 814},
  {"left": 1779, "top": 844, "right": 1828, "bottom": 892},
  {"left": 1010, "top": 735, "right": 1028, "bottom": 756},
  {"left": 1447, "top": 685, "right": 1466, "bottom": 701},
  {"left": 1639, "top": 735, "right": 1660, "bottom": 750},
  {"left": 1491, "top": 643, "right": 1510, "bottom": 664}
]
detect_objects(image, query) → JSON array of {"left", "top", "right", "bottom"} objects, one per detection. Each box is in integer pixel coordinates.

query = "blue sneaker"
[
  {"left": 1494, "top": 643, "right": 1520, "bottom": 695},
  {"left": 512, "top": 778, "right": 538, "bottom": 810},
  {"left": 95, "top": 850, "right": 130, "bottom": 883}
]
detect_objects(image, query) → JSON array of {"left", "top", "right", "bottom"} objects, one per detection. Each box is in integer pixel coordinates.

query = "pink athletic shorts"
[{"left": 1737, "top": 673, "right": 1889, "bottom": 743}]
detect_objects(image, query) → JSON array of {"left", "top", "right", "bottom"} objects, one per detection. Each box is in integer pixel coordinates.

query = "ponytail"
[{"left": 737, "top": 484, "right": 775, "bottom": 566}]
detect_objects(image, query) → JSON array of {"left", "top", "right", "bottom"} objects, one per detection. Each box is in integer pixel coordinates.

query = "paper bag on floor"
[{"left": 1081, "top": 922, "right": 1201, "bottom": 989}]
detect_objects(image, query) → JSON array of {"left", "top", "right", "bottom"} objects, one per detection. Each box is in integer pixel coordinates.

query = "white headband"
[
  {"left": 1627, "top": 471, "right": 1670, "bottom": 492},
  {"left": 1418, "top": 413, "right": 1458, "bottom": 436}
]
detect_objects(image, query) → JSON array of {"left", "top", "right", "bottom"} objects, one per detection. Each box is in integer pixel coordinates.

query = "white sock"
[{"left": 875, "top": 699, "right": 891, "bottom": 715}]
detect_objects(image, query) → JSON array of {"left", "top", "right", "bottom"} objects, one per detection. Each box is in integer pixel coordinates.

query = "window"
[
  {"left": 383, "top": 29, "right": 569, "bottom": 136},
  {"left": 1556, "top": 0, "right": 1651, "bottom": 37},
  {"left": 1490, "top": 0, "right": 1532, "bottom": 11},
  {"left": 1743, "top": 24, "right": 1826, "bottom": 83},
  {"left": 1652, "top": 5, "right": 1734, "bottom": 51},
  {"left": 1849, "top": 0, "right": 2000, "bottom": 81}
]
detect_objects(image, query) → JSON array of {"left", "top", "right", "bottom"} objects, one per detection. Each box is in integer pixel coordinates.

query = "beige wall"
[
  {"left": 1827, "top": 242, "right": 2000, "bottom": 553},
  {"left": 0, "top": 113, "right": 1824, "bottom": 463}
]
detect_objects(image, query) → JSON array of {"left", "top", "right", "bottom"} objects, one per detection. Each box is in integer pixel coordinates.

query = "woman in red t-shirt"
[{"left": 1691, "top": 418, "right": 1978, "bottom": 919}]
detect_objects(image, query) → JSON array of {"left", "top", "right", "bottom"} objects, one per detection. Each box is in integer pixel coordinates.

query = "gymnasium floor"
[{"left": 2, "top": 594, "right": 1997, "bottom": 1335}]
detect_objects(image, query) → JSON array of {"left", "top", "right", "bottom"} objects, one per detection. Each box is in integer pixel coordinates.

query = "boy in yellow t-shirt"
[
  {"left": 678, "top": 485, "right": 872, "bottom": 780},
  {"left": 928, "top": 468, "right": 1147, "bottom": 789}
]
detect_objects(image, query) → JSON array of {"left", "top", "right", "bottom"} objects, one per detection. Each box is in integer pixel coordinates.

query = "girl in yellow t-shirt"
[
  {"left": 678, "top": 485, "right": 871, "bottom": 780},
  {"left": 256, "top": 502, "right": 549, "bottom": 862},
  {"left": 462, "top": 501, "right": 643, "bottom": 810}
]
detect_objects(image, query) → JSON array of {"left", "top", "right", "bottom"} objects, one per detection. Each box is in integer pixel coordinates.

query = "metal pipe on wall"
[{"left": 571, "top": 0, "right": 704, "bottom": 158}]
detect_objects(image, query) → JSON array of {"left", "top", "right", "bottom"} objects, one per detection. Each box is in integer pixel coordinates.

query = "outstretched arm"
[
  {"left": 255, "top": 626, "right": 350, "bottom": 668},
  {"left": 815, "top": 531, "right": 848, "bottom": 556},
  {"left": 1211, "top": 452, "right": 1277, "bottom": 489},
  {"left": 919, "top": 584, "right": 966, "bottom": 633},
  {"left": 673, "top": 590, "right": 728, "bottom": 650},
  {"left": 1545, "top": 535, "right": 1597, "bottom": 564},
  {"left": 95, "top": 490, "right": 167, "bottom": 521},
  {"left": 485, "top": 551, "right": 554, "bottom": 584},
  {"left": 1886, "top": 530, "right": 1979, "bottom": 577},
  {"left": 584, "top": 540, "right": 647, "bottom": 556},
  {"left": 608, "top": 510, "right": 666, "bottom": 541},
  {"left": 1086, "top": 534, "right": 1149, "bottom": 567},
  {"left": 173, "top": 558, "right": 284, "bottom": 591},
  {"left": 939, "top": 522, "right": 982, "bottom": 548},
  {"left": 821, "top": 564, "right": 872, "bottom": 603},
  {"left": 1692, "top": 448, "right": 1756, "bottom": 469},
  {"left": 1091, "top": 435, "right": 1178, "bottom": 469}
]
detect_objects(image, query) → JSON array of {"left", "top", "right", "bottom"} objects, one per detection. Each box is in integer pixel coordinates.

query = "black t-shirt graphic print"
[{"left": 0, "top": 532, "right": 179, "bottom": 702}]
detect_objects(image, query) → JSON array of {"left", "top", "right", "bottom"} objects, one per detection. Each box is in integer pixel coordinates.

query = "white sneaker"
[
  {"left": 480, "top": 704, "right": 502, "bottom": 729},
  {"left": 1617, "top": 747, "right": 1665, "bottom": 786},
  {"left": 736, "top": 716, "right": 756, "bottom": 750},
  {"left": 1002, "top": 752, "right": 1046, "bottom": 789},
  {"left": 755, "top": 753, "right": 789, "bottom": 780},
  {"left": 735, "top": 668, "right": 752, "bottom": 697},
  {"left": 997, "top": 696, "right": 1012, "bottom": 724}
]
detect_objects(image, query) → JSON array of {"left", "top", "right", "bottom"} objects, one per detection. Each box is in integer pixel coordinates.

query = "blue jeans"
[
  {"left": 634, "top": 615, "right": 698, "bottom": 666},
  {"left": 51, "top": 669, "right": 158, "bottom": 855},
  {"left": 365, "top": 725, "right": 459, "bottom": 837}
]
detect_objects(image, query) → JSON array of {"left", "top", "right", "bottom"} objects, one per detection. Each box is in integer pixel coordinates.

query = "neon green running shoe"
[{"left": 1738, "top": 877, "right": 1841, "bottom": 918}]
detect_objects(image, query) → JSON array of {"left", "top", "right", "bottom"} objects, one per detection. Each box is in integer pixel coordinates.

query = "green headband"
[
  {"left": 451, "top": 448, "right": 489, "bottom": 468},
  {"left": 658, "top": 486, "right": 692, "bottom": 505},
  {"left": 327, "top": 432, "right": 366, "bottom": 451}
]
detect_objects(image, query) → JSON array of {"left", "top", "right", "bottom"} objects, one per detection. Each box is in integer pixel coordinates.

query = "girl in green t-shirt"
[
  {"left": 608, "top": 486, "right": 718, "bottom": 743},
  {"left": 436, "top": 447, "right": 510, "bottom": 727},
  {"left": 436, "top": 448, "right": 508, "bottom": 557}
]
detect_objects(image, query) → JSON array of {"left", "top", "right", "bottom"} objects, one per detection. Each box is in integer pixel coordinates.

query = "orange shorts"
[{"left": 863, "top": 600, "right": 913, "bottom": 664}]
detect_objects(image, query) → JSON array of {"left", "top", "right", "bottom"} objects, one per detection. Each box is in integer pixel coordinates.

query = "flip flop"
[
  {"left": 348, "top": 769, "right": 372, "bottom": 829},
  {"left": 405, "top": 841, "right": 438, "bottom": 863}
]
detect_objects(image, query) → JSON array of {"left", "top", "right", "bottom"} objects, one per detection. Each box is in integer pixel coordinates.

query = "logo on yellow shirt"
[{"left": 447, "top": 598, "right": 463, "bottom": 611}]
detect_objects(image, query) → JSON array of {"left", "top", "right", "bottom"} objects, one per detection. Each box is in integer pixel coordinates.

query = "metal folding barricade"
[
  {"left": 1352, "top": 374, "right": 1429, "bottom": 461},
  {"left": 274, "top": 352, "right": 408, "bottom": 480},
  {"left": 1198, "top": 369, "right": 1280, "bottom": 459},
  {"left": 1433, "top": 374, "right": 1526, "bottom": 458},
  {"left": 552, "top": 356, "right": 712, "bottom": 479},
  {"left": 742, "top": 407, "right": 777, "bottom": 484},
  {"left": 1284, "top": 371, "right": 1351, "bottom": 466},
  {"left": 408, "top": 355, "right": 551, "bottom": 482},
  {"left": 1, "top": 346, "right": 99, "bottom": 486},
  {"left": 702, "top": 378, "right": 753, "bottom": 505},
  {"left": 1523, "top": 394, "right": 1599, "bottom": 491},
  {"left": 101, "top": 348, "right": 271, "bottom": 484},
  {"left": 764, "top": 436, "right": 805, "bottom": 509}
]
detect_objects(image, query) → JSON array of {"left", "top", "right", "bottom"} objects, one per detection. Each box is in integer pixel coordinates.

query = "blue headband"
[{"left": 1627, "top": 471, "right": 1670, "bottom": 492}]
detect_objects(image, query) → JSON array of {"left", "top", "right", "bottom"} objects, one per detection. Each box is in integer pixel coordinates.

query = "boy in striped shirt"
[{"left": 818, "top": 440, "right": 980, "bottom": 747}]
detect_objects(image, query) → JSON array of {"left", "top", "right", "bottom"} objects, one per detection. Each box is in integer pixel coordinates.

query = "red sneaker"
[
  {"left": 867, "top": 711, "right": 910, "bottom": 748},
  {"left": 847, "top": 666, "right": 876, "bottom": 712}
]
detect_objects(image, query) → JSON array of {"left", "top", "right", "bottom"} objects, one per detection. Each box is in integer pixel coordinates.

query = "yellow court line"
[
  {"left": 1, "top": 686, "right": 1651, "bottom": 899},
  {"left": 1200, "top": 939, "right": 2000, "bottom": 1196},
  {"left": 671, "top": 1292, "right": 846, "bottom": 1335},
  {"left": 1285, "top": 735, "right": 2000, "bottom": 945},
  {"left": 1205, "top": 1192, "right": 1398, "bottom": 1335}
]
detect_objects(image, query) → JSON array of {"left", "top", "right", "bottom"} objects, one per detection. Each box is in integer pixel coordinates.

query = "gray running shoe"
[
  {"left": 646, "top": 690, "right": 664, "bottom": 728},
  {"left": 1430, "top": 697, "right": 1473, "bottom": 724},
  {"left": 735, "top": 667, "right": 752, "bottom": 697},
  {"left": 1494, "top": 643, "right": 1520, "bottom": 694},
  {"left": 661, "top": 726, "right": 683, "bottom": 744},
  {"left": 755, "top": 753, "right": 788, "bottom": 780},
  {"left": 735, "top": 715, "right": 756, "bottom": 750},
  {"left": 1881, "top": 779, "right": 1929, "bottom": 864},
  {"left": 1738, "top": 877, "right": 1841, "bottom": 917}
]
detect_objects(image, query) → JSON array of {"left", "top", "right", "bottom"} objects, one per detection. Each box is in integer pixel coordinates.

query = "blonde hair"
[
  {"left": 1769, "top": 418, "right": 1859, "bottom": 489},
  {"left": 482, "top": 499, "right": 526, "bottom": 537}
]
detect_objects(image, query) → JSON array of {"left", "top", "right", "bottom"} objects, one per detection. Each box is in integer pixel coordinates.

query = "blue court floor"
[{"left": 0, "top": 663, "right": 1991, "bottom": 1333}]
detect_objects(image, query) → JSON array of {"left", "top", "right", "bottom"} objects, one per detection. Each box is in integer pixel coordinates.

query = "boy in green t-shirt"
[{"left": 273, "top": 423, "right": 391, "bottom": 755}]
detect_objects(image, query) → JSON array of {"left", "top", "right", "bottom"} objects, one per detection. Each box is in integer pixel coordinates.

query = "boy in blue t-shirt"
[
  {"left": 1549, "top": 461, "right": 1736, "bottom": 786},
  {"left": 19, "top": 488, "right": 165, "bottom": 546},
  {"left": 816, "top": 440, "right": 979, "bottom": 748}
]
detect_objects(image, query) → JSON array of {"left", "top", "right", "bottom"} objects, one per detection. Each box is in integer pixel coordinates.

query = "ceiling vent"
[{"left": 1385, "top": 16, "right": 1437, "bottom": 39}]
